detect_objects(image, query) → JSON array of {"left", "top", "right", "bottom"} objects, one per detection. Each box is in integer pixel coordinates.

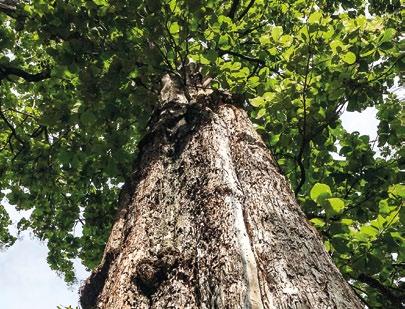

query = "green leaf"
[
  {"left": 379, "top": 28, "right": 396, "bottom": 43},
  {"left": 263, "top": 92, "right": 275, "bottom": 101},
  {"left": 308, "top": 11, "right": 322, "bottom": 24},
  {"left": 247, "top": 76, "right": 260, "bottom": 87},
  {"left": 341, "top": 52, "right": 356, "bottom": 64},
  {"left": 310, "top": 183, "right": 332, "bottom": 202},
  {"left": 280, "top": 35, "right": 293, "bottom": 46},
  {"left": 93, "top": 0, "right": 108, "bottom": 6},
  {"left": 325, "top": 198, "right": 345, "bottom": 217},
  {"left": 218, "top": 34, "right": 230, "bottom": 47},
  {"left": 259, "top": 35, "right": 271, "bottom": 45},
  {"left": 310, "top": 218, "right": 326, "bottom": 228},
  {"left": 352, "top": 255, "right": 367, "bottom": 272},
  {"left": 169, "top": 22, "right": 180, "bottom": 34},
  {"left": 359, "top": 225, "right": 379, "bottom": 238},
  {"left": 400, "top": 207, "right": 405, "bottom": 226},
  {"left": 322, "top": 26, "right": 335, "bottom": 40},
  {"left": 341, "top": 218, "right": 354, "bottom": 225},
  {"left": 256, "top": 108, "right": 266, "bottom": 119},
  {"left": 330, "top": 40, "right": 344, "bottom": 54},
  {"left": 271, "top": 26, "right": 283, "bottom": 42},
  {"left": 388, "top": 184, "right": 405, "bottom": 198},
  {"left": 250, "top": 97, "right": 265, "bottom": 107}
]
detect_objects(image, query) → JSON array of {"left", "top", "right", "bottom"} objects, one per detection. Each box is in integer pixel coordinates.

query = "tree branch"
[
  {"left": 238, "top": 20, "right": 268, "bottom": 37},
  {"left": 294, "top": 43, "right": 312, "bottom": 196},
  {"left": 217, "top": 48, "right": 283, "bottom": 77},
  {"left": 0, "top": 0, "right": 18, "bottom": 17},
  {"left": 237, "top": 0, "right": 255, "bottom": 21},
  {"left": 0, "top": 0, "right": 17, "bottom": 11},
  {"left": 357, "top": 274, "right": 404, "bottom": 307},
  {"left": 228, "top": 0, "right": 240, "bottom": 20},
  {"left": 0, "top": 65, "right": 51, "bottom": 82},
  {"left": 217, "top": 48, "right": 264, "bottom": 65},
  {"left": 349, "top": 283, "right": 373, "bottom": 309},
  {"left": 0, "top": 105, "right": 26, "bottom": 149}
]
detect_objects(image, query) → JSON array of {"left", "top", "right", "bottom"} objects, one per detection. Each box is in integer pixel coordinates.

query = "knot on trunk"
[{"left": 133, "top": 249, "right": 179, "bottom": 297}]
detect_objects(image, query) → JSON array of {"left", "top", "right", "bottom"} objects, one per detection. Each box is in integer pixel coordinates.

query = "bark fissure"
[{"left": 80, "top": 74, "right": 363, "bottom": 309}]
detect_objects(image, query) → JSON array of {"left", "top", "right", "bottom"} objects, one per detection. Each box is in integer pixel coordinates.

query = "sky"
[
  {"left": 0, "top": 201, "right": 88, "bottom": 309},
  {"left": 0, "top": 108, "right": 380, "bottom": 309}
]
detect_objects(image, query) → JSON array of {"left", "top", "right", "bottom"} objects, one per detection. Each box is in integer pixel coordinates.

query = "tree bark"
[{"left": 80, "top": 75, "right": 363, "bottom": 309}]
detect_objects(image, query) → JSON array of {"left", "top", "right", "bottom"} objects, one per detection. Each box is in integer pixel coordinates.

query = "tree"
[{"left": 0, "top": 0, "right": 403, "bottom": 308}]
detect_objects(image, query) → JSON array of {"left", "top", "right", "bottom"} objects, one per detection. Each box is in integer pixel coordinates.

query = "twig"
[
  {"left": 217, "top": 48, "right": 264, "bottom": 65},
  {"left": 237, "top": 0, "right": 255, "bottom": 21},
  {"left": 217, "top": 48, "right": 283, "bottom": 77},
  {"left": 349, "top": 283, "right": 374, "bottom": 309},
  {"left": 357, "top": 274, "right": 404, "bottom": 307},
  {"left": 228, "top": 0, "right": 240, "bottom": 20}
]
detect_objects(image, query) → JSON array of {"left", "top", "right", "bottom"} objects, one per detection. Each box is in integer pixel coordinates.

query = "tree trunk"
[{"left": 80, "top": 75, "right": 363, "bottom": 309}]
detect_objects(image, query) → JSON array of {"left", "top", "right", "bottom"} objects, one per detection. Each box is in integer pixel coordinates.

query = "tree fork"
[{"left": 80, "top": 74, "right": 363, "bottom": 308}]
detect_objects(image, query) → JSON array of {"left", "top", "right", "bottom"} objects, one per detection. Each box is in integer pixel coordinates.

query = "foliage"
[{"left": 0, "top": 0, "right": 403, "bottom": 307}]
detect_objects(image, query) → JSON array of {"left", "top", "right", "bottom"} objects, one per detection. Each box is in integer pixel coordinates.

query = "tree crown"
[{"left": 0, "top": 0, "right": 403, "bottom": 307}]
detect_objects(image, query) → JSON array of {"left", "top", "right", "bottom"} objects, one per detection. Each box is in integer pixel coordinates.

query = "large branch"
[
  {"left": 0, "top": 0, "right": 17, "bottom": 10},
  {"left": 0, "top": 65, "right": 51, "bottom": 82},
  {"left": 0, "top": 0, "right": 18, "bottom": 17}
]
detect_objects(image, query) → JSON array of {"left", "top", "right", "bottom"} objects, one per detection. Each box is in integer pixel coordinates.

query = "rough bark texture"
[{"left": 80, "top": 75, "right": 363, "bottom": 309}]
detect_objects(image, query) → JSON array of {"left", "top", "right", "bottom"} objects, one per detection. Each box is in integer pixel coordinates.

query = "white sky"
[
  {"left": 341, "top": 108, "right": 378, "bottom": 141},
  {"left": 0, "top": 108, "right": 380, "bottom": 309},
  {"left": 0, "top": 201, "right": 88, "bottom": 309}
]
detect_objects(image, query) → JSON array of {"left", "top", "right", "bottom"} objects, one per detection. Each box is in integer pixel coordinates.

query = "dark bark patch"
[
  {"left": 80, "top": 252, "right": 116, "bottom": 309},
  {"left": 133, "top": 250, "right": 180, "bottom": 298},
  {"left": 133, "top": 260, "right": 168, "bottom": 297}
]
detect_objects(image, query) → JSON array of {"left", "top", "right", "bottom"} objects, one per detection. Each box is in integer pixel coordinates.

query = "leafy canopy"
[{"left": 0, "top": 0, "right": 403, "bottom": 307}]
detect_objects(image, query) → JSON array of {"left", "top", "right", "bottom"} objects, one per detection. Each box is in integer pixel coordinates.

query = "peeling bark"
[{"left": 80, "top": 75, "right": 363, "bottom": 309}]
